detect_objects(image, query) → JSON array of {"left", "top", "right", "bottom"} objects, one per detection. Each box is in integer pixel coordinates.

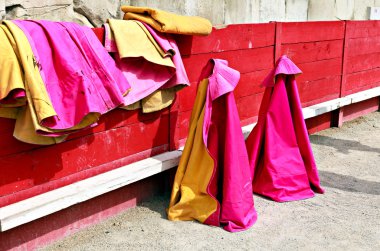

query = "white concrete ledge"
[
  {"left": 0, "top": 87, "right": 379, "bottom": 232},
  {"left": 0, "top": 151, "right": 182, "bottom": 232},
  {"left": 302, "top": 86, "right": 380, "bottom": 119}
]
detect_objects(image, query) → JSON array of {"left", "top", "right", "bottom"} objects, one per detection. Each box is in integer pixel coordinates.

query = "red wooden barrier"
[{"left": 1, "top": 21, "right": 379, "bottom": 209}]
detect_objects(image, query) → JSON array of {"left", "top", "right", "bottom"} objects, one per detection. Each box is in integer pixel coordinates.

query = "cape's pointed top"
[
  {"left": 200, "top": 59, "right": 240, "bottom": 101},
  {"left": 262, "top": 55, "right": 302, "bottom": 87}
]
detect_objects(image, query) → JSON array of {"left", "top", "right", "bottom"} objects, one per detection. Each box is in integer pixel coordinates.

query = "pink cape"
[
  {"left": 246, "top": 56, "right": 324, "bottom": 202},
  {"left": 202, "top": 59, "right": 257, "bottom": 231},
  {"left": 13, "top": 20, "right": 130, "bottom": 134}
]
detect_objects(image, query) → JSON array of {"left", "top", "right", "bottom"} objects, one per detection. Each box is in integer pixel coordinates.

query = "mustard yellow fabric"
[
  {"left": 119, "top": 86, "right": 183, "bottom": 113},
  {"left": 108, "top": 19, "right": 178, "bottom": 113},
  {"left": 0, "top": 26, "right": 25, "bottom": 108},
  {"left": 108, "top": 19, "right": 174, "bottom": 68},
  {"left": 1, "top": 21, "right": 100, "bottom": 145},
  {"left": 141, "top": 87, "right": 176, "bottom": 113},
  {"left": 121, "top": 6, "right": 212, "bottom": 36},
  {"left": 168, "top": 79, "right": 217, "bottom": 222},
  {"left": 2, "top": 21, "right": 57, "bottom": 122},
  {"left": 0, "top": 107, "right": 19, "bottom": 119},
  {"left": 13, "top": 106, "right": 67, "bottom": 145}
]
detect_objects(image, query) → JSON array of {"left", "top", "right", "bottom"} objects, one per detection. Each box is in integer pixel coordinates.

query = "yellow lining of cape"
[{"left": 168, "top": 79, "right": 217, "bottom": 223}]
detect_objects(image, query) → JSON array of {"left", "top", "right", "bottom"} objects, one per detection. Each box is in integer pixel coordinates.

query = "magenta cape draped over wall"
[
  {"left": 13, "top": 20, "right": 130, "bottom": 134},
  {"left": 168, "top": 59, "right": 257, "bottom": 232},
  {"left": 246, "top": 56, "right": 324, "bottom": 202}
]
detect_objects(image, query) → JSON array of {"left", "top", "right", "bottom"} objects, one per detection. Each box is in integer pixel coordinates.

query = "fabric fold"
[
  {"left": 246, "top": 55, "right": 324, "bottom": 202},
  {"left": 107, "top": 19, "right": 189, "bottom": 113},
  {"left": 0, "top": 20, "right": 130, "bottom": 145},
  {"left": 168, "top": 59, "right": 257, "bottom": 232},
  {"left": 121, "top": 5, "right": 212, "bottom": 36},
  {"left": 0, "top": 25, "right": 25, "bottom": 108}
]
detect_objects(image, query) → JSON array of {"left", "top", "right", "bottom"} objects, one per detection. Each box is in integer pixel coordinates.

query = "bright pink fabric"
[
  {"left": 201, "top": 59, "right": 257, "bottom": 232},
  {"left": 142, "top": 23, "right": 190, "bottom": 89},
  {"left": 0, "top": 89, "right": 25, "bottom": 105},
  {"left": 103, "top": 23, "right": 118, "bottom": 53},
  {"left": 246, "top": 56, "right": 324, "bottom": 202},
  {"left": 13, "top": 20, "right": 130, "bottom": 134},
  {"left": 104, "top": 22, "right": 189, "bottom": 106}
]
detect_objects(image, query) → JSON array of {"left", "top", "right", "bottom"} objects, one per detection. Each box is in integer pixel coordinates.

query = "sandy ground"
[{"left": 43, "top": 111, "right": 380, "bottom": 251}]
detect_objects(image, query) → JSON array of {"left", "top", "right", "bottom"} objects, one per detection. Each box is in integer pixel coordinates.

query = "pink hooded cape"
[
  {"left": 246, "top": 56, "right": 324, "bottom": 202},
  {"left": 13, "top": 20, "right": 130, "bottom": 134},
  {"left": 168, "top": 59, "right": 257, "bottom": 232}
]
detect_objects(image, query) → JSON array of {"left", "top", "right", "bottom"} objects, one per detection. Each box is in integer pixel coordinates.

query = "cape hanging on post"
[
  {"left": 246, "top": 55, "right": 324, "bottom": 202},
  {"left": 168, "top": 59, "right": 257, "bottom": 232}
]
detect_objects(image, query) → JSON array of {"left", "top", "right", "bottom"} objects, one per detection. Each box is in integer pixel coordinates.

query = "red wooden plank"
[
  {"left": 177, "top": 70, "right": 267, "bottom": 114},
  {"left": 169, "top": 99, "right": 180, "bottom": 150},
  {"left": 345, "top": 68, "right": 380, "bottom": 93},
  {"left": 275, "top": 22, "right": 283, "bottom": 62},
  {"left": 235, "top": 70, "right": 269, "bottom": 99},
  {"left": 182, "top": 46, "right": 274, "bottom": 82},
  {"left": 0, "top": 116, "right": 169, "bottom": 197},
  {"left": 0, "top": 118, "right": 16, "bottom": 134},
  {"left": 240, "top": 116, "right": 258, "bottom": 128},
  {"left": 92, "top": 27, "right": 105, "bottom": 44},
  {"left": 345, "top": 20, "right": 380, "bottom": 38},
  {"left": 0, "top": 172, "right": 166, "bottom": 251},
  {"left": 346, "top": 52, "right": 380, "bottom": 74},
  {"left": 345, "top": 83, "right": 380, "bottom": 95},
  {"left": 346, "top": 36, "right": 380, "bottom": 57},
  {"left": 342, "top": 97, "right": 380, "bottom": 122},
  {"left": 297, "top": 58, "right": 342, "bottom": 83},
  {"left": 297, "top": 76, "right": 341, "bottom": 107},
  {"left": 67, "top": 108, "right": 169, "bottom": 141},
  {"left": 178, "top": 81, "right": 199, "bottom": 112},
  {"left": 178, "top": 110, "right": 192, "bottom": 141},
  {"left": 0, "top": 132, "right": 42, "bottom": 156},
  {"left": 175, "top": 23, "right": 275, "bottom": 56},
  {"left": 282, "top": 21, "right": 345, "bottom": 44},
  {"left": 282, "top": 40, "right": 343, "bottom": 64},
  {"left": 0, "top": 108, "right": 169, "bottom": 157},
  {"left": 237, "top": 93, "right": 263, "bottom": 123},
  {"left": 0, "top": 144, "right": 167, "bottom": 207},
  {"left": 306, "top": 112, "right": 332, "bottom": 134},
  {"left": 332, "top": 21, "right": 349, "bottom": 127}
]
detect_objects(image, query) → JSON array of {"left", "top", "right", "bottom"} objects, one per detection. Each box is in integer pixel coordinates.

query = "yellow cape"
[{"left": 121, "top": 6, "right": 212, "bottom": 36}]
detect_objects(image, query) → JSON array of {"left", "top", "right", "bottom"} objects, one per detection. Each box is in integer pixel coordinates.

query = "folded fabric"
[
  {"left": 2, "top": 21, "right": 64, "bottom": 144},
  {"left": 0, "top": 25, "right": 25, "bottom": 108},
  {"left": 245, "top": 55, "right": 324, "bottom": 202},
  {"left": 0, "top": 20, "right": 130, "bottom": 145},
  {"left": 168, "top": 59, "right": 257, "bottom": 232},
  {"left": 121, "top": 6, "right": 212, "bottom": 36},
  {"left": 139, "top": 22, "right": 189, "bottom": 113},
  {"left": 107, "top": 19, "right": 189, "bottom": 113},
  {"left": 142, "top": 22, "right": 189, "bottom": 90}
]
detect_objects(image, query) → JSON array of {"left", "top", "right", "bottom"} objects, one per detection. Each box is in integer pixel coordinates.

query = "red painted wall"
[{"left": 1, "top": 21, "right": 379, "bottom": 208}]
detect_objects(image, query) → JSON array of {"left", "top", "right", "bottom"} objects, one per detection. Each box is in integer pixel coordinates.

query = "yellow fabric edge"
[
  {"left": 108, "top": 19, "right": 174, "bottom": 68},
  {"left": 168, "top": 79, "right": 217, "bottom": 223}
]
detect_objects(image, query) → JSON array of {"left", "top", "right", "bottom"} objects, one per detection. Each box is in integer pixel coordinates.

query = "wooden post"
[
  {"left": 168, "top": 94, "right": 180, "bottom": 151},
  {"left": 332, "top": 21, "right": 348, "bottom": 127},
  {"left": 274, "top": 22, "right": 283, "bottom": 64}
]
